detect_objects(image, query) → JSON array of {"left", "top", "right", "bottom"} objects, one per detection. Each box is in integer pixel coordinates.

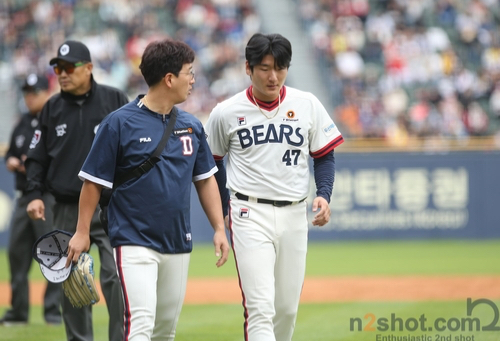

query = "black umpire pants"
[
  {"left": 3, "top": 192, "right": 61, "bottom": 323},
  {"left": 53, "top": 202, "right": 124, "bottom": 341}
]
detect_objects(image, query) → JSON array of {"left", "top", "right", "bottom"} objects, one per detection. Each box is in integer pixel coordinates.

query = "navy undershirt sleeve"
[
  {"left": 313, "top": 150, "right": 335, "bottom": 203},
  {"left": 214, "top": 159, "right": 230, "bottom": 217}
]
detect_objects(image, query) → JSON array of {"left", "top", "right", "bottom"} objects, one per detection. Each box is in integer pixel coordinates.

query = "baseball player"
[
  {"left": 204, "top": 33, "right": 344, "bottom": 341},
  {"left": 1, "top": 74, "right": 61, "bottom": 326},
  {"left": 66, "top": 39, "right": 229, "bottom": 341}
]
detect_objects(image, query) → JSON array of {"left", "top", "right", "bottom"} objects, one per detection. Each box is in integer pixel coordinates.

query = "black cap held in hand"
[
  {"left": 22, "top": 73, "right": 50, "bottom": 91},
  {"left": 32, "top": 230, "right": 74, "bottom": 283},
  {"left": 49, "top": 40, "right": 92, "bottom": 65}
]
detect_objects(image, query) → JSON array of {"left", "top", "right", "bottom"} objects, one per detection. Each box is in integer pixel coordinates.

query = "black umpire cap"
[
  {"left": 49, "top": 40, "right": 92, "bottom": 65},
  {"left": 21, "top": 73, "right": 49, "bottom": 92}
]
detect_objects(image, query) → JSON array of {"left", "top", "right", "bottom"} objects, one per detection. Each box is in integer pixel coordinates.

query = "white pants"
[
  {"left": 114, "top": 245, "right": 190, "bottom": 341},
  {"left": 229, "top": 196, "right": 308, "bottom": 341}
]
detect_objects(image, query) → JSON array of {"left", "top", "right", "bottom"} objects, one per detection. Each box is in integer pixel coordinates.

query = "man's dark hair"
[
  {"left": 245, "top": 33, "right": 292, "bottom": 71},
  {"left": 139, "top": 39, "right": 195, "bottom": 86}
]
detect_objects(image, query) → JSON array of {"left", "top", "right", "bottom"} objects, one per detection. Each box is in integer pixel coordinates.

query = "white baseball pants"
[
  {"left": 114, "top": 245, "right": 190, "bottom": 341},
  {"left": 229, "top": 196, "right": 308, "bottom": 341}
]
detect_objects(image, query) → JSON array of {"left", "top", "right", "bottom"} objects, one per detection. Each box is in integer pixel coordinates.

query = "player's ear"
[
  {"left": 245, "top": 61, "right": 252, "bottom": 77},
  {"left": 164, "top": 73, "right": 173, "bottom": 88}
]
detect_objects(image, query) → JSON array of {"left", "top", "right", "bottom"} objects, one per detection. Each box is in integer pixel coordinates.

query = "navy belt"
[{"left": 235, "top": 192, "right": 306, "bottom": 207}]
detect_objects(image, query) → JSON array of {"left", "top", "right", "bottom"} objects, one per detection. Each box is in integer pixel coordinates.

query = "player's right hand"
[
  {"left": 66, "top": 230, "right": 91, "bottom": 268},
  {"left": 26, "top": 199, "right": 45, "bottom": 221}
]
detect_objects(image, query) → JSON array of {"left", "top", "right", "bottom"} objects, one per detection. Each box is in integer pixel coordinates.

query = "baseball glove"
[{"left": 62, "top": 252, "right": 100, "bottom": 308}]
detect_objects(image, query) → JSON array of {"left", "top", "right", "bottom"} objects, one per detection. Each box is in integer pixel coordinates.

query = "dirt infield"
[{"left": 2, "top": 276, "right": 500, "bottom": 305}]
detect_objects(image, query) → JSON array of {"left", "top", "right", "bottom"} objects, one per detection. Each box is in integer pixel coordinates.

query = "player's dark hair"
[
  {"left": 245, "top": 33, "right": 292, "bottom": 71},
  {"left": 139, "top": 39, "right": 195, "bottom": 87}
]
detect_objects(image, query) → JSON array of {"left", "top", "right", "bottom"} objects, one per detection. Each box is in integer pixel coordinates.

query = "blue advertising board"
[
  {"left": 305, "top": 150, "right": 500, "bottom": 240},
  {"left": 0, "top": 165, "right": 14, "bottom": 247},
  {"left": 1, "top": 150, "right": 499, "bottom": 247}
]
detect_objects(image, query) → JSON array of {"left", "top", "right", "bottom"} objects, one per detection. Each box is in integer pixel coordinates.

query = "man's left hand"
[{"left": 311, "top": 196, "right": 331, "bottom": 226}]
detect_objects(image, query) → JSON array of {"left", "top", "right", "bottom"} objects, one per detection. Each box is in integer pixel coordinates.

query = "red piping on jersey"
[
  {"left": 116, "top": 246, "right": 132, "bottom": 340},
  {"left": 228, "top": 202, "right": 250, "bottom": 340},
  {"left": 310, "top": 135, "right": 344, "bottom": 158},
  {"left": 246, "top": 86, "right": 286, "bottom": 111}
]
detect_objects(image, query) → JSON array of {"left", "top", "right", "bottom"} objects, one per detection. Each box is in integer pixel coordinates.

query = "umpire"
[
  {"left": 1, "top": 74, "right": 61, "bottom": 326},
  {"left": 24, "top": 40, "right": 129, "bottom": 341}
]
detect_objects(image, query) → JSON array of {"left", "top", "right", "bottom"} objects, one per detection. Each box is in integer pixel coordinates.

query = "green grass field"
[{"left": 1, "top": 239, "right": 500, "bottom": 341}]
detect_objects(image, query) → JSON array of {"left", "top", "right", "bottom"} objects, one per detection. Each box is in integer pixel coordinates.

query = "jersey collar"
[{"left": 246, "top": 86, "right": 286, "bottom": 111}]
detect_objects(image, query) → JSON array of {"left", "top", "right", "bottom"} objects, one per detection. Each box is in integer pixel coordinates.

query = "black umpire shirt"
[
  {"left": 5, "top": 112, "right": 40, "bottom": 192},
  {"left": 24, "top": 76, "right": 129, "bottom": 203}
]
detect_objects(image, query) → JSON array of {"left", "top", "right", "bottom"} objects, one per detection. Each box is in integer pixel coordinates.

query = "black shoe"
[
  {"left": 45, "top": 317, "right": 62, "bottom": 326},
  {"left": 0, "top": 316, "right": 28, "bottom": 326}
]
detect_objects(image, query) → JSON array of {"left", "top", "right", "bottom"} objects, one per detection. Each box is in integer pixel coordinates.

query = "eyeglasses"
[
  {"left": 53, "top": 62, "right": 87, "bottom": 75},
  {"left": 179, "top": 69, "right": 195, "bottom": 80}
]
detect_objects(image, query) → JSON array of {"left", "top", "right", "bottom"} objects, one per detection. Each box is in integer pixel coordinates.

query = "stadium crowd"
[
  {"left": 2, "top": 0, "right": 500, "bottom": 142},
  {"left": 0, "top": 0, "right": 260, "bottom": 124},
  {"left": 295, "top": 0, "right": 500, "bottom": 143}
]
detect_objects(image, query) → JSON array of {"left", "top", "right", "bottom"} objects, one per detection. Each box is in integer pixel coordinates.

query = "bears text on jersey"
[{"left": 237, "top": 123, "right": 304, "bottom": 149}]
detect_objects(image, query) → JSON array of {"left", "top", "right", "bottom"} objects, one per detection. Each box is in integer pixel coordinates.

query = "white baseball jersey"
[{"left": 205, "top": 85, "right": 344, "bottom": 201}]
